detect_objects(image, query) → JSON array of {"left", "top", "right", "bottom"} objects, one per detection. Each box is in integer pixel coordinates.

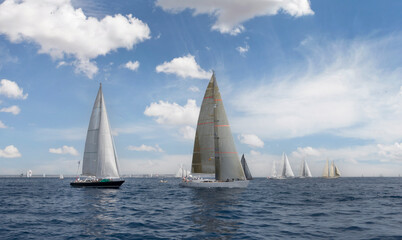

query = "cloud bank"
[
  {"left": 127, "top": 144, "right": 164, "bottom": 152},
  {"left": 49, "top": 145, "right": 79, "bottom": 156}
]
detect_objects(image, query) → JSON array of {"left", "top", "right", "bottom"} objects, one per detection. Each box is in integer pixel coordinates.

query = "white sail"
[
  {"left": 301, "top": 159, "right": 312, "bottom": 177},
  {"left": 322, "top": 159, "right": 329, "bottom": 178},
  {"left": 334, "top": 165, "right": 341, "bottom": 177},
  {"left": 329, "top": 161, "right": 335, "bottom": 178},
  {"left": 271, "top": 159, "right": 277, "bottom": 178},
  {"left": 281, "top": 153, "right": 294, "bottom": 178},
  {"left": 82, "top": 84, "right": 120, "bottom": 179}
]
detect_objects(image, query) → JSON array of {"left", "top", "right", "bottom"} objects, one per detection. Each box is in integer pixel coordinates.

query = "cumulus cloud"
[
  {"left": 127, "top": 144, "right": 164, "bottom": 152},
  {"left": 232, "top": 34, "right": 402, "bottom": 142},
  {"left": 236, "top": 43, "right": 249, "bottom": 56},
  {"left": 124, "top": 60, "right": 140, "bottom": 71},
  {"left": 0, "top": 120, "right": 7, "bottom": 128},
  {"left": 144, "top": 99, "right": 199, "bottom": 125},
  {"left": 188, "top": 86, "right": 200, "bottom": 92},
  {"left": 0, "top": 0, "right": 150, "bottom": 78},
  {"left": 49, "top": 145, "right": 79, "bottom": 156},
  {"left": 0, "top": 145, "right": 21, "bottom": 158},
  {"left": 238, "top": 134, "right": 264, "bottom": 148},
  {"left": 156, "top": 54, "right": 211, "bottom": 79},
  {"left": 0, "top": 79, "right": 28, "bottom": 99},
  {"left": 291, "top": 146, "right": 321, "bottom": 158},
  {"left": 156, "top": 0, "right": 313, "bottom": 35},
  {"left": 0, "top": 105, "right": 20, "bottom": 115},
  {"left": 179, "top": 126, "right": 196, "bottom": 140}
]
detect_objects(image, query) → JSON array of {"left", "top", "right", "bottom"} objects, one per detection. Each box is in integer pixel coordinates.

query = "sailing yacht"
[
  {"left": 70, "top": 84, "right": 124, "bottom": 188},
  {"left": 241, "top": 154, "right": 253, "bottom": 180},
  {"left": 279, "top": 153, "right": 295, "bottom": 179},
  {"left": 175, "top": 164, "right": 190, "bottom": 178},
  {"left": 299, "top": 159, "right": 313, "bottom": 178},
  {"left": 322, "top": 159, "right": 341, "bottom": 178},
  {"left": 269, "top": 159, "right": 278, "bottom": 179},
  {"left": 180, "top": 73, "right": 248, "bottom": 188}
]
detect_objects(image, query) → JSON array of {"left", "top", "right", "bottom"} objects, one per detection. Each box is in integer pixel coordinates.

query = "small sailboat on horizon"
[
  {"left": 299, "top": 159, "right": 313, "bottom": 178},
  {"left": 322, "top": 159, "right": 341, "bottom": 179},
  {"left": 180, "top": 73, "right": 248, "bottom": 188},
  {"left": 241, "top": 154, "right": 253, "bottom": 180},
  {"left": 278, "top": 153, "right": 295, "bottom": 179},
  {"left": 70, "top": 84, "right": 124, "bottom": 188},
  {"left": 268, "top": 159, "right": 278, "bottom": 179}
]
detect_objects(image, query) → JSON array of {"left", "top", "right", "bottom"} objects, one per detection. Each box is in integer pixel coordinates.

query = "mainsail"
[
  {"left": 281, "top": 153, "right": 295, "bottom": 178},
  {"left": 241, "top": 154, "right": 253, "bottom": 180},
  {"left": 82, "top": 84, "right": 120, "bottom": 179},
  {"left": 191, "top": 73, "right": 245, "bottom": 181}
]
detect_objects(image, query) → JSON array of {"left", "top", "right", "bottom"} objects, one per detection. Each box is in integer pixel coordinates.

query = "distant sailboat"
[
  {"left": 180, "top": 73, "right": 248, "bottom": 188},
  {"left": 269, "top": 159, "right": 278, "bottom": 179},
  {"left": 322, "top": 159, "right": 341, "bottom": 178},
  {"left": 175, "top": 164, "right": 190, "bottom": 178},
  {"left": 241, "top": 154, "right": 253, "bottom": 180},
  {"left": 70, "top": 84, "right": 124, "bottom": 188},
  {"left": 299, "top": 159, "right": 313, "bottom": 178},
  {"left": 59, "top": 174, "right": 64, "bottom": 180},
  {"left": 26, "top": 170, "right": 32, "bottom": 178},
  {"left": 279, "top": 153, "right": 294, "bottom": 179}
]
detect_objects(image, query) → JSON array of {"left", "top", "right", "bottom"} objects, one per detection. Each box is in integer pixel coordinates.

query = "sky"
[{"left": 1, "top": 0, "right": 402, "bottom": 177}]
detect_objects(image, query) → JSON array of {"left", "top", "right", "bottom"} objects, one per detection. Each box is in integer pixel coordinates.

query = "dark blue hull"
[{"left": 70, "top": 180, "right": 124, "bottom": 188}]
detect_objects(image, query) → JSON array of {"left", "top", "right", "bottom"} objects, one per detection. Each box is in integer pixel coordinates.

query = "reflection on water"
[
  {"left": 77, "top": 188, "right": 120, "bottom": 238},
  {"left": 190, "top": 188, "right": 245, "bottom": 238}
]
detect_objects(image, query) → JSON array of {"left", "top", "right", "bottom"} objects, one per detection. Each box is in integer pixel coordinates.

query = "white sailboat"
[
  {"left": 279, "top": 153, "right": 294, "bottom": 179},
  {"left": 175, "top": 164, "right": 190, "bottom": 178},
  {"left": 299, "top": 159, "right": 313, "bottom": 178},
  {"left": 322, "top": 159, "right": 341, "bottom": 178},
  {"left": 269, "top": 159, "right": 278, "bottom": 179},
  {"left": 180, "top": 73, "right": 248, "bottom": 188},
  {"left": 59, "top": 174, "right": 64, "bottom": 180},
  {"left": 71, "top": 84, "right": 124, "bottom": 188}
]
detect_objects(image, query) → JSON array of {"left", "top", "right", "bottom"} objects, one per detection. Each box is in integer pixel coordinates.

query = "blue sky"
[{"left": 1, "top": 0, "right": 402, "bottom": 177}]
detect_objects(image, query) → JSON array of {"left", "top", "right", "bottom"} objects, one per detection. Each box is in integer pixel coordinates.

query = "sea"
[{"left": 0, "top": 177, "right": 401, "bottom": 239}]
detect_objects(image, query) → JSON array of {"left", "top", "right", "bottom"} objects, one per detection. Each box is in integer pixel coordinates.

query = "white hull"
[{"left": 179, "top": 179, "right": 249, "bottom": 188}]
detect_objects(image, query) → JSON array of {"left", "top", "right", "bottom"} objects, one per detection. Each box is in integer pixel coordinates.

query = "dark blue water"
[{"left": 0, "top": 177, "right": 401, "bottom": 239}]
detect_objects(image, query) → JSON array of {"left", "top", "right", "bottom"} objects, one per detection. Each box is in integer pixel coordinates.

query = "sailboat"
[
  {"left": 241, "top": 154, "right": 253, "bottom": 180},
  {"left": 322, "top": 159, "right": 341, "bottom": 178},
  {"left": 180, "top": 73, "right": 248, "bottom": 188},
  {"left": 70, "top": 84, "right": 124, "bottom": 188},
  {"left": 269, "top": 159, "right": 278, "bottom": 179},
  {"left": 175, "top": 164, "right": 190, "bottom": 178},
  {"left": 299, "top": 159, "right": 313, "bottom": 178},
  {"left": 279, "top": 153, "right": 294, "bottom": 179}
]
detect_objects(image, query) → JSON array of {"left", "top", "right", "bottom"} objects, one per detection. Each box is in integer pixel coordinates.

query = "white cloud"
[
  {"left": 0, "top": 79, "right": 28, "bottom": 99},
  {"left": 0, "top": 145, "right": 21, "bottom": 158},
  {"left": 0, "top": 120, "right": 7, "bottom": 128},
  {"left": 188, "top": 86, "right": 200, "bottom": 92},
  {"left": 377, "top": 143, "right": 402, "bottom": 161},
  {"left": 236, "top": 43, "right": 249, "bottom": 56},
  {"left": 0, "top": 105, "right": 20, "bottom": 115},
  {"left": 232, "top": 34, "right": 402, "bottom": 142},
  {"left": 127, "top": 144, "right": 164, "bottom": 152},
  {"left": 49, "top": 145, "right": 79, "bottom": 156},
  {"left": 179, "top": 126, "right": 196, "bottom": 140},
  {"left": 0, "top": 0, "right": 150, "bottom": 78},
  {"left": 156, "top": 0, "right": 313, "bottom": 35},
  {"left": 291, "top": 146, "right": 321, "bottom": 158},
  {"left": 145, "top": 99, "right": 199, "bottom": 126},
  {"left": 238, "top": 134, "right": 264, "bottom": 148},
  {"left": 124, "top": 60, "right": 140, "bottom": 71},
  {"left": 156, "top": 54, "right": 211, "bottom": 79}
]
